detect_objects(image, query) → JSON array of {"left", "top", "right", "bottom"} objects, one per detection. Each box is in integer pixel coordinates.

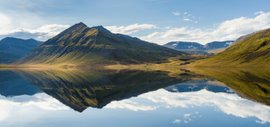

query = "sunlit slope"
[
  {"left": 21, "top": 22, "right": 184, "bottom": 65},
  {"left": 191, "top": 28, "right": 270, "bottom": 67}
]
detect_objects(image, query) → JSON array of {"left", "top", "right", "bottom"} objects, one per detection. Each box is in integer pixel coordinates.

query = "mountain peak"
[
  {"left": 22, "top": 22, "right": 182, "bottom": 64},
  {"left": 59, "top": 22, "right": 88, "bottom": 35},
  {"left": 91, "top": 25, "right": 112, "bottom": 34},
  {"left": 73, "top": 22, "right": 87, "bottom": 28},
  {"left": 58, "top": 23, "right": 112, "bottom": 37}
]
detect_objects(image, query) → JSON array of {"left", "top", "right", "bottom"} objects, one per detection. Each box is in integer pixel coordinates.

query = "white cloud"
[
  {"left": 172, "top": 119, "right": 181, "bottom": 124},
  {"left": 173, "top": 113, "right": 199, "bottom": 124},
  {"left": 183, "top": 12, "right": 188, "bottom": 15},
  {"left": 1, "top": 11, "right": 270, "bottom": 45},
  {"left": 0, "top": 93, "right": 68, "bottom": 122},
  {"left": 105, "top": 100, "right": 156, "bottom": 111},
  {"left": 172, "top": 11, "right": 198, "bottom": 23},
  {"left": 139, "top": 89, "right": 270, "bottom": 124},
  {"left": 0, "top": 24, "right": 69, "bottom": 41},
  {"left": 0, "top": 13, "right": 12, "bottom": 35},
  {"left": 183, "top": 18, "right": 192, "bottom": 22},
  {"left": 106, "top": 24, "right": 157, "bottom": 34},
  {"left": 141, "top": 27, "right": 197, "bottom": 44},
  {"left": 141, "top": 11, "right": 270, "bottom": 44},
  {"left": 0, "top": 11, "right": 69, "bottom": 41},
  {"left": 172, "top": 12, "right": 181, "bottom": 16}
]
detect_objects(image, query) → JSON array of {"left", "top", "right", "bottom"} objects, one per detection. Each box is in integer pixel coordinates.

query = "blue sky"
[{"left": 0, "top": 0, "right": 270, "bottom": 44}]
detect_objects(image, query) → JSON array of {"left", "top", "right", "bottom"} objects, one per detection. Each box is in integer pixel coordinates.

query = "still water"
[{"left": 0, "top": 69, "right": 269, "bottom": 127}]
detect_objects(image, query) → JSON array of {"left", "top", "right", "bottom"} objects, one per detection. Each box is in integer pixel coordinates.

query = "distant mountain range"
[
  {"left": 191, "top": 28, "right": 270, "bottom": 67},
  {"left": 164, "top": 41, "right": 234, "bottom": 54},
  {"left": 21, "top": 22, "right": 183, "bottom": 65},
  {"left": 0, "top": 37, "right": 40, "bottom": 64}
]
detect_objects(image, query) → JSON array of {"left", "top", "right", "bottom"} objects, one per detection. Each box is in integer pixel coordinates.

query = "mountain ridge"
[
  {"left": 164, "top": 40, "right": 234, "bottom": 54},
  {"left": 21, "top": 22, "right": 184, "bottom": 65},
  {"left": 0, "top": 37, "right": 40, "bottom": 64}
]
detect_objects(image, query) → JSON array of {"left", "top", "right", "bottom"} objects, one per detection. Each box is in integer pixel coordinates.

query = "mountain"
[
  {"left": 191, "top": 28, "right": 270, "bottom": 67},
  {"left": 164, "top": 41, "right": 204, "bottom": 50},
  {"left": 204, "top": 41, "right": 234, "bottom": 50},
  {"left": 0, "top": 37, "right": 40, "bottom": 64},
  {"left": 164, "top": 41, "right": 205, "bottom": 54},
  {"left": 21, "top": 22, "right": 183, "bottom": 65},
  {"left": 164, "top": 41, "right": 234, "bottom": 54}
]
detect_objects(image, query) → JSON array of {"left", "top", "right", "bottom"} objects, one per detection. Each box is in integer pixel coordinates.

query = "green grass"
[{"left": 190, "top": 28, "right": 270, "bottom": 67}]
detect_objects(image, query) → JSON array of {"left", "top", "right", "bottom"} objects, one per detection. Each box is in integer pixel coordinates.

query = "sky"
[{"left": 0, "top": 0, "right": 270, "bottom": 44}]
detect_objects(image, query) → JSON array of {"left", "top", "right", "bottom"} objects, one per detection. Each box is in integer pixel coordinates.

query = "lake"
[{"left": 0, "top": 68, "right": 269, "bottom": 127}]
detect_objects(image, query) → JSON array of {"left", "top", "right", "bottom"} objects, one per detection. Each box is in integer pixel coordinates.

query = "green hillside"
[
  {"left": 21, "top": 22, "right": 184, "bottom": 65},
  {"left": 191, "top": 28, "right": 270, "bottom": 67}
]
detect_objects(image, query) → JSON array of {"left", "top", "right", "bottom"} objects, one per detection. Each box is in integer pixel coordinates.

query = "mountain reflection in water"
[
  {"left": 0, "top": 68, "right": 270, "bottom": 127},
  {"left": 15, "top": 69, "right": 201, "bottom": 112}
]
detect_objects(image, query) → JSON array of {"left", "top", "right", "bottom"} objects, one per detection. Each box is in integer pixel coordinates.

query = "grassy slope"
[
  {"left": 105, "top": 57, "right": 186, "bottom": 77},
  {"left": 207, "top": 48, "right": 226, "bottom": 54},
  {"left": 191, "top": 28, "right": 270, "bottom": 67}
]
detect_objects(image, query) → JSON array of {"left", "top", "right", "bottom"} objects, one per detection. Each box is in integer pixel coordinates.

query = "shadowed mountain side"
[
  {"left": 189, "top": 68, "right": 270, "bottom": 106},
  {"left": 0, "top": 37, "right": 40, "bottom": 64},
  {"left": 17, "top": 69, "right": 201, "bottom": 112}
]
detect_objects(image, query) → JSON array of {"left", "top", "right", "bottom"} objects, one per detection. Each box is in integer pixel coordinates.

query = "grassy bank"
[{"left": 105, "top": 57, "right": 187, "bottom": 77}]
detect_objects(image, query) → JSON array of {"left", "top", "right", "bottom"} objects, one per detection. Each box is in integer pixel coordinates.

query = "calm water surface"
[{"left": 0, "top": 69, "right": 269, "bottom": 127}]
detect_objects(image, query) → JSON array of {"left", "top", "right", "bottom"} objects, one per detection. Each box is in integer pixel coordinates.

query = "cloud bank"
[
  {"left": 139, "top": 89, "right": 270, "bottom": 124},
  {"left": 106, "top": 24, "right": 157, "bottom": 34},
  {"left": 141, "top": 11, "right": 270, "bottom": 44},
  {"left": 0, "top": 24, "right": 69, "bottom": 41},
  {"left": 0, "top": 12, "right": 270, "bottom": 44},
  {"left": 105, "top": 100, "right": 156, "bottom": 111}
]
